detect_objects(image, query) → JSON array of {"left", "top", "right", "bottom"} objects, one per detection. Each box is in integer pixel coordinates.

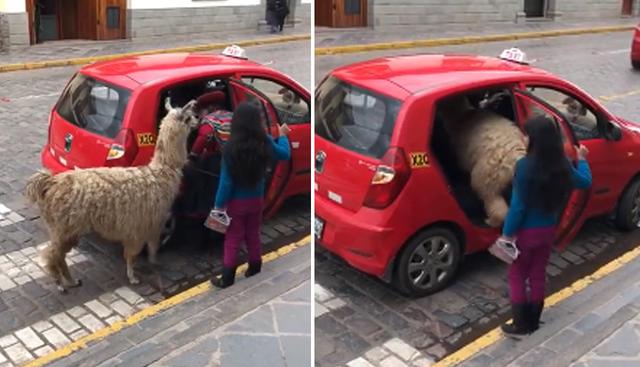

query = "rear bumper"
[
  {"left": 41, "top": 145, "right": 68, "bottom": 174},
  {"left": 315, "top": 194, "right": 401, "bottom": 278}
]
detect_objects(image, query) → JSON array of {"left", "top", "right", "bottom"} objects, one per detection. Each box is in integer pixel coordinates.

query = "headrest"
[{"left": 197, "top": 91, "right": 226, "bottom": 108}]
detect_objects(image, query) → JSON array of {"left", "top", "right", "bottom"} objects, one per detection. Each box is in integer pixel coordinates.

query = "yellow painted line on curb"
[
  {"left": 433, "top": 244, "right": 640, "bottom": 367},
  {"left": 315, "top": 25, "right": 634, "bottom": 56},
  {"left": 600, "top": 88, "right": 640, "bottom": 102},
  {"left": 22, "top": 234, "right": 311, "bottom": 367},
  {"left": 0, "top": 34, "right": 311, "bottom": 74}
]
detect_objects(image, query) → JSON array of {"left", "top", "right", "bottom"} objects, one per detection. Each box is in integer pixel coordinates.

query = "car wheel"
[
  {"left": 615, "top": 178, "right": 640, "bottom": 230},
  {"left": 159, "top": 214, "right": 177, "bottom": 248},
  {"left": 633, "top": 60, "right": 640, "bottom": 70},
  {"left": 393, "top": 228, "right": 462, "bottom": 297}
]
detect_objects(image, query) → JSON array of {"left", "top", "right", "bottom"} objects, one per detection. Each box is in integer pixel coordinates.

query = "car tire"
[
  {"left": 393, "top": 227, "right": 462, "bottom": 297},
  {"left": 633, "top": 60, "right": 640, "bottom": 70},
  {"left": 614, "top": 178, "right": 640, "bottom": 231},
  {"left": 159, "top": 214, "right": 177, "bottom": 248}
]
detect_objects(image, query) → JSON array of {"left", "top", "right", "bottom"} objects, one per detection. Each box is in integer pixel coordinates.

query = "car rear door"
[
  {"left": 228, "top": 78, "right": 291, "bottom": 216},
  {"left": 513, "top": 88, "right": 590, "bottom": 250},
  {"left": 51, "top": 73, "right": 131, "bottom": 169}
]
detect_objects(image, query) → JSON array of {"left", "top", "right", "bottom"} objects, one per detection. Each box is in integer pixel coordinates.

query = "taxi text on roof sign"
[
  {"left": 499, "top": 47, "right": 529, "bottom": 65},
  {"left": 222, "top": 45, "right": 248, "bottom": 60}
]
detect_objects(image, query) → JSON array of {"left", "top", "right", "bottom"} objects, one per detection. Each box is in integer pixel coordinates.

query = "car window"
[
  {"left": 315, "top": 76, "right": 401, "bottom": 159},
  {"left": 57, "top": 73, "right": 131, "bottom": 139},
  {"left": 241, "top": 77, "right": 310, "bottom": 125},
  {"left": 526, "top": 86, "right": 600, "bottom": 141}
]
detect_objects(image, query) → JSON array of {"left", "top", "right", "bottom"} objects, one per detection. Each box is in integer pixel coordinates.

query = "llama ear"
[{"left": 165, "top": 97, "right": 173, "bottom": 112}]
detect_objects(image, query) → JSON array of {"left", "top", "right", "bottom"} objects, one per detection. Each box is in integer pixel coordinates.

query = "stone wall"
[
  {"left": 0, "top": 13, "right": 7, "bottom": 51},
  {"left": 556, "top": 0, "right": 623, "bottom": 19},
  {"left": 372, "top": 0, "right": 520, "bottom": 27}
]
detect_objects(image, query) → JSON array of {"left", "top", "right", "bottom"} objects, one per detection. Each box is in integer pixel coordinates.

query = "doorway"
[
  {"left": 315, "top": 0, "right": 367, "bottom": 28},
  {"left": 26, "top": 0, "right": 126, "bottom": 44},
  {"left": 622, "top": 0, "right": 633, "bottom": 15},
  {"left": 524, "top": 0, "right": 546, "bottom": 17}
]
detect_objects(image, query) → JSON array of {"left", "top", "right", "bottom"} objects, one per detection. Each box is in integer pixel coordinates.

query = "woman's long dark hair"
[
  {"left": 524, "top": 115, "right": 573, "bottom": 215},
  {"left": 224, "top": 102, "right": 272, "bottom": 188}
]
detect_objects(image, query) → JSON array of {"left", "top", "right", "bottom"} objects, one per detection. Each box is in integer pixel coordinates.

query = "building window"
[
  {"left": 344, "top": 0, "right": 361, "bottom": 15},
  {"left": 107, "top": 7, "right": 120, "bottom": 29}
]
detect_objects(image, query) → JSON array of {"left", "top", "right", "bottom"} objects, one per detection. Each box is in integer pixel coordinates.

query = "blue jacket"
[
  {"left": 214, "top": 136, "right": 291, "bottom": 208},
  {"left": 502, "top": 156, "right": 592, "bottom": 237}
]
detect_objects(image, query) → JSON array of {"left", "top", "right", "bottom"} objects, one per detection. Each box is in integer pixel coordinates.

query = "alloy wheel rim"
[{"left": 407, "top": 236, "right": 455, "bottom": 290}]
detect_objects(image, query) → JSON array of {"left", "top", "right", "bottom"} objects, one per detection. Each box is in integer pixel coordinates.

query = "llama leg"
[
  {"left": 124, "top": 242, "right": 145, "bottom": 284},
  {"left": 146, "top": 233, "right": 161, "bottom": 265},
  {"left": 43, "top": 240, "right": 75, "bottom": 293},
  {"left": 59, "top": 237, "right": 82, "bottom": 288},
  {"left": 471, "top": 166, "right": 509, "bottom": 227}
]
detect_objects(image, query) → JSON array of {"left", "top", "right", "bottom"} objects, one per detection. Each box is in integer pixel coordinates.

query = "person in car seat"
[
  {"left": 499, "top": 115, "right": 592, "bottom": 338},
  {"left": 211, "top": 102, "right": 291, "bottom": 288}
]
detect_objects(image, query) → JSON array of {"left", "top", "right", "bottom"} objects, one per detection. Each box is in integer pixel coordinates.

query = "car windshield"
[
  {"left": 56, "top": 73, "right": 131, "bottom": 139},
  {"left": 315, "top": 76, "right": 401, "bottom": 159}
]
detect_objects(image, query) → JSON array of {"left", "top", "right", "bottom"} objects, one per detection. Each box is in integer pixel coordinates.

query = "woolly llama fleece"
[
  {"left": 25, "top": 98, "right": 197, "bottom": 292},
  {"left": 440, "top": 95, "right": 527, "bottom": 227}
]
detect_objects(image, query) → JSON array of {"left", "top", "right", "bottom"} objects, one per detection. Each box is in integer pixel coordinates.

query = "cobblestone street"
[
  {"left": 315, "top": 29, "right": 640, "bottom": 367},
  {"left": 0, "top": 40, "right": 310, "bottom": 366}
]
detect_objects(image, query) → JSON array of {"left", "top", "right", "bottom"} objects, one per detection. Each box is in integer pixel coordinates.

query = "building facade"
[
  {"left": 0, "top": 0, "right": 310, "bottom": 49},
  {"left": 316, "top": 0, "right": 640, "bottom": 28}
]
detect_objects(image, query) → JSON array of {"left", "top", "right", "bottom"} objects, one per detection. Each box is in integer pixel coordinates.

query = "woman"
[
  {"left": 500, "top": 115, "right": 592, "bottom": 337},
  {"left": 211, "top": 102, "right": 291, "bottom": 288},
  {"left": 266, "top": 0, "right": 289, "bottom": 33}
]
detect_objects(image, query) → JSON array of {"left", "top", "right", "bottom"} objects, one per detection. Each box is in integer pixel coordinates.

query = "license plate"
[{"left": 314, "top": 216, "right": 325, "bottom": 240}]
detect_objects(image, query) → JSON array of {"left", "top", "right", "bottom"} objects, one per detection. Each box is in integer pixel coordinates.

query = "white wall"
[
  {"left": 0, "top": 0, "right": 26, "bottom": 13},
  {"left": 129, "top": 0, "right": 260, "bottom": 9},
  {"left": 301, "top": 0, "right": 310, "bottom": 3}
]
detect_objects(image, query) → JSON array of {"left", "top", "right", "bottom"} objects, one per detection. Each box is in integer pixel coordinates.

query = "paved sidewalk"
[
  {"left": 315, "top": 18, "right": 637, "bottom": 49},
  {"left": 0, "top": 25, "right": 309, "bottom": 67},
  {"left": 39, "top": 242, "right": 310, "bottom": 367},
  {"left": 457, "top": 246, "right": 640, "bottom": 367}
]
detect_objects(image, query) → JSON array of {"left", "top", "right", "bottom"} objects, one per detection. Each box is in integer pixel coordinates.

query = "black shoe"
[
  {"left": 501, "top": 303, "right": 530, "bottom": 338},
  {"left": 529, "top": 302, "right": 544, "bottom": 332},
  {"left": 245, "top": 261, "right": 262, "bottom": 278},
  {"left": 211, "top": 267, "right": 236, "bottom": 288}
]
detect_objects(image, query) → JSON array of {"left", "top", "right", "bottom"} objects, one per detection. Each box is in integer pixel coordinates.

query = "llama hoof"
[
  {"left": 148, "top": 255, "right": 158, "bottom": 265},
  {"left": 57, "top": 284, "right": 68, "bottom": 294},
  {"left": 128, "top": 276, "right": 140, "bottom": 285},
  {"left": 70, "top": 279, "right": 82, "bottom": 288},
  {"left": 485, "top": 218, "right": 502, "bottom": 228}
]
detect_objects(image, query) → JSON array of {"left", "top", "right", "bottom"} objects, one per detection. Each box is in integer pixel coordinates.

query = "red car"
[
  {"left": 42, "top": 51, "right": 311, "bottom": 241},
  {"left": 632, "top": 24, "right": 640, "bottom": 69},
  {"left": 315, "top": 52, "right": 640, "bottom": 296}
]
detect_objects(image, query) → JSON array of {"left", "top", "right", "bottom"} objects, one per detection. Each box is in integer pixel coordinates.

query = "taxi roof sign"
[
  {"left": 222, "top": 45, "right": 248, "bottom": 60},
  {"left": 499, "top": 47, "right": 529, "bottom": 65}
]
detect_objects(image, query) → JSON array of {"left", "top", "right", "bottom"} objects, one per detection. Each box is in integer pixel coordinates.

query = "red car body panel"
[
  {"left": 315, "top": 54, "right": 640, "bottom": 280},
  {"left": 42, "top": 53, "right": 310, "bottom": 217},
  {"left": 632, "top": 25, "right": 640, "bottom": 64}
]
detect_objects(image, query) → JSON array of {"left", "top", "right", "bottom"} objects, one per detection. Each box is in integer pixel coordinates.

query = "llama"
[
  {"left": 25, "top": 98, "right": 197, "bottom": 292},
  {"left": 440, "top": 95, "right": 527, "bottom": 227}
]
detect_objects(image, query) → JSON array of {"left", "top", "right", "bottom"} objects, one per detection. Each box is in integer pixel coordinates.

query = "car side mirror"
[{"left": 607, "top": 121, "right": 622, "bottom": 141}]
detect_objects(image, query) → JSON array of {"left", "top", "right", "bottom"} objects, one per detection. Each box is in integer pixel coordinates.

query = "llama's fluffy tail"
[{"left": 25, "top": 170, "right": 54, "bottom": 204}]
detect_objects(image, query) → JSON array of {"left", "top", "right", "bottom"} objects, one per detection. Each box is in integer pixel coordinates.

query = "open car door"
[
  {"left": 228, "top": 78, "right": 292, "bottom": 217},
  {"left": 513, "top": 88, "right": 591, "bottom": 251}
]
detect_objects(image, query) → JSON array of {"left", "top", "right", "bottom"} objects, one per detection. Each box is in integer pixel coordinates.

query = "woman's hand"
[
  {"left": 279, "top": 123, "right": 291, "bottom": 137},
  {"left": 577, "top": 144, "right": 589, "bottom": 160}
]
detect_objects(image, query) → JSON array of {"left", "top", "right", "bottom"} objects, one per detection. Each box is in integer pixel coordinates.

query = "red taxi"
[
  {"left": 315, "top": 50, "right": 640, "bottom": 296},
  {"left": 632, "top": 24, "right": 640, "bottom": 69},
  {"left": 42, "top": 49, "right": 311, "bottom": 223}
]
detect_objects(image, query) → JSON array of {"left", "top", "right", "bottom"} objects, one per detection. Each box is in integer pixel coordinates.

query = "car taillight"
[
  {"left": 106, "top": 129, "right": 138, "bottom": 167},
  {"left": 363, "top": 147, "right": 411, "bottom": 209}
]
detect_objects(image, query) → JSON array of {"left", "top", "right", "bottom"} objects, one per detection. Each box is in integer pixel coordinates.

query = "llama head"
[{"left": 150, "top": 98, "right": 198, "bottom": 169}]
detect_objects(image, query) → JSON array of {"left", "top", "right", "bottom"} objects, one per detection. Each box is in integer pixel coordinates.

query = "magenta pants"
[
  {"left": 508, "top": 227, "right": 556, "bottom": 304},
  {"left": 223, "top": 198, "right": 264, "bottom": 268}
]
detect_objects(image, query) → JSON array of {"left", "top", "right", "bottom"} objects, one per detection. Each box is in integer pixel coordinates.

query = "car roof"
[
  {"left": 331, "top": 54, "right": 554, "bottom": 99},
  {"left": 80, "top": 53, "right": 272, "bottom": 89}
]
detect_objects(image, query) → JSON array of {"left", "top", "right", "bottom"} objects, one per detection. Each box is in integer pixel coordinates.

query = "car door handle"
[{"left": 291, "top": 142, "right": 300, "bottom": 149}]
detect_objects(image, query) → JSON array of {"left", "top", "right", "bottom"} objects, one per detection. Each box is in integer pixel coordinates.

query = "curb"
[
  {"left": 315, "top": 25, "right": 634, "bottom": 56},
  {"left": 0, "top": 34, "right": 311, "bottom": 74},
  {"left": 23, "top": 234, "right": 311, "bottom": 367}
]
